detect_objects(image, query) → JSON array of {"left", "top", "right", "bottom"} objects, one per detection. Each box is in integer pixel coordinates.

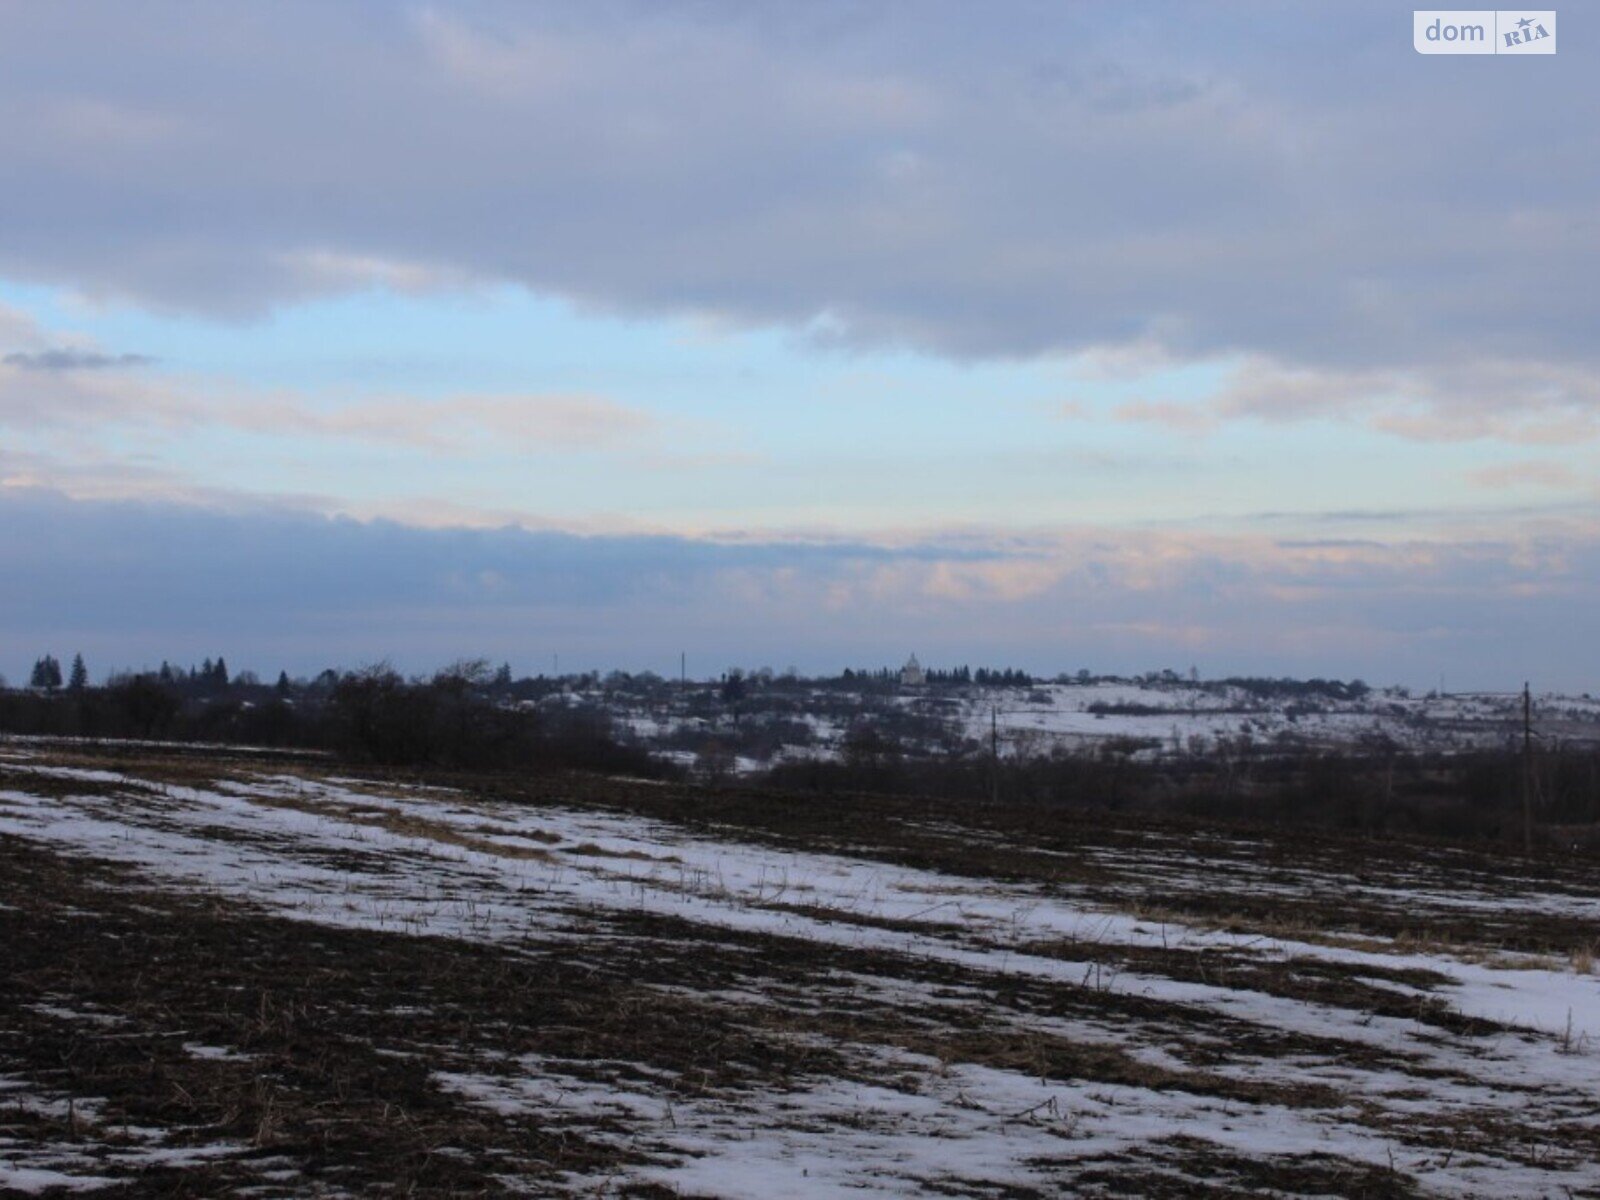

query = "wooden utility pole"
[
  {"left": 1441, "top": 685, "right": 1537, "bottom": 854},
  {"left": 1521, "top": 681, "right": 1534, "bottom": 855},
  {"left": 990, "top": 704, "right": 1000, "bottom": 805}
]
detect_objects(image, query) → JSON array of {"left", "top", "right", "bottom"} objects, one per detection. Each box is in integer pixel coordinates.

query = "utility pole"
[
  {"left": 991, "top": 704, "right": 1000, "bottom": 805},
  {"left": 1521, "top": 681, "right": 1534, "bottom": 855},
  {"left": 1443, "top": 685, "right": 1537, "bottom": 854}
]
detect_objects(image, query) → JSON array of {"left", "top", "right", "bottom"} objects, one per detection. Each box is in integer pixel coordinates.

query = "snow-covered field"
[
  {"left": 566, "top": 679, "right": 1600, "bottom": 772},
  {"left": 950, "top": 682, "right": 1600, "bottom": 757},
  {"left": 2, "top": 746, "right": 1598, "bottom": 1196}
]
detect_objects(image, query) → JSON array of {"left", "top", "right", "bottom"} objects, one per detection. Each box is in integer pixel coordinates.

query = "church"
[{"left": 900, "top": 653, "right": 926, "bottom": 690}]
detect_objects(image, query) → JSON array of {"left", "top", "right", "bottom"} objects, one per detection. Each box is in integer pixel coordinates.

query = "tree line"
[{"left": 0, "top": 656, "right": 664, "bottom": 777}]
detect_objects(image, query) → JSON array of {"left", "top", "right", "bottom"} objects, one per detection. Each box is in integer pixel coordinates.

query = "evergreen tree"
[
  {"left": 213, "top": 657, "right": 229, "bottom": 687},
  {"left": 68, "top": 653, "right": 88, "bottom": 691},
  {"left": 30, "top": 655, "right": 62, "bottom": 690},
  {"left": 276, "top": 670, "right": 292, "bottom": 695}
]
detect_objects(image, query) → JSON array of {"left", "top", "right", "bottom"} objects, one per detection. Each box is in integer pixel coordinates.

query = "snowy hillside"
[{"left": 545, "top": 675, "right": 1600, "bottom": 773}]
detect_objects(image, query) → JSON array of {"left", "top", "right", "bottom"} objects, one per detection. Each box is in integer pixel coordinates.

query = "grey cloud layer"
[
  {"left": 0, "top": 1, "right": 1593, "bottom": 381},
  {"left": 4, "top": 488, "right": 1594, "bottom": 689}
]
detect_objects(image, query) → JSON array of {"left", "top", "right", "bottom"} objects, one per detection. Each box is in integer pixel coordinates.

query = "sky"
[{"left": 1, "top": 1, "right": 1596, "bottom": 689}]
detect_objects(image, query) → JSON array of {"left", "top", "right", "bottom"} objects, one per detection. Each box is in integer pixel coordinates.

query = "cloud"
[
  {"left": 278, "top": 249, "right": 471, "bottom": 296},
  {"left": 3, "top": 487, "right": 1597, "bottom": 689},
  {"left": 41, "top": 95, "right": 194, "bottom": 149},
  {"left": 0, "top": 0, "right": 1591, "bottom": 404},
  {"left": 0, "top": 344, "right": 663, "bottom": 454},
  {"left": 1108, "top": 354, "right": 1600, "bottom": 445},
  {"left": 4, "top": 348, "right": 154, "bottom": 371},
  {"left": 0, "top": 351, "right": 194, "bottom": 428},
  {"left": 1113, "top": 399, "right": 1219, "bottom": 435},
  {"left": 0, "top": 304, "right": 681, "bottom": 458},
  {"left": 1466, "top": 461, "right": 1581, "bottom": 490},
  {"left": 229, "top": 392, "right": 662, "bottom": 454},
  {"left": 0, "top": 446, "right": 339, "bottom": 512},
  {"left": 0, "top": 302, "right": 46, "bottom": 349}
]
